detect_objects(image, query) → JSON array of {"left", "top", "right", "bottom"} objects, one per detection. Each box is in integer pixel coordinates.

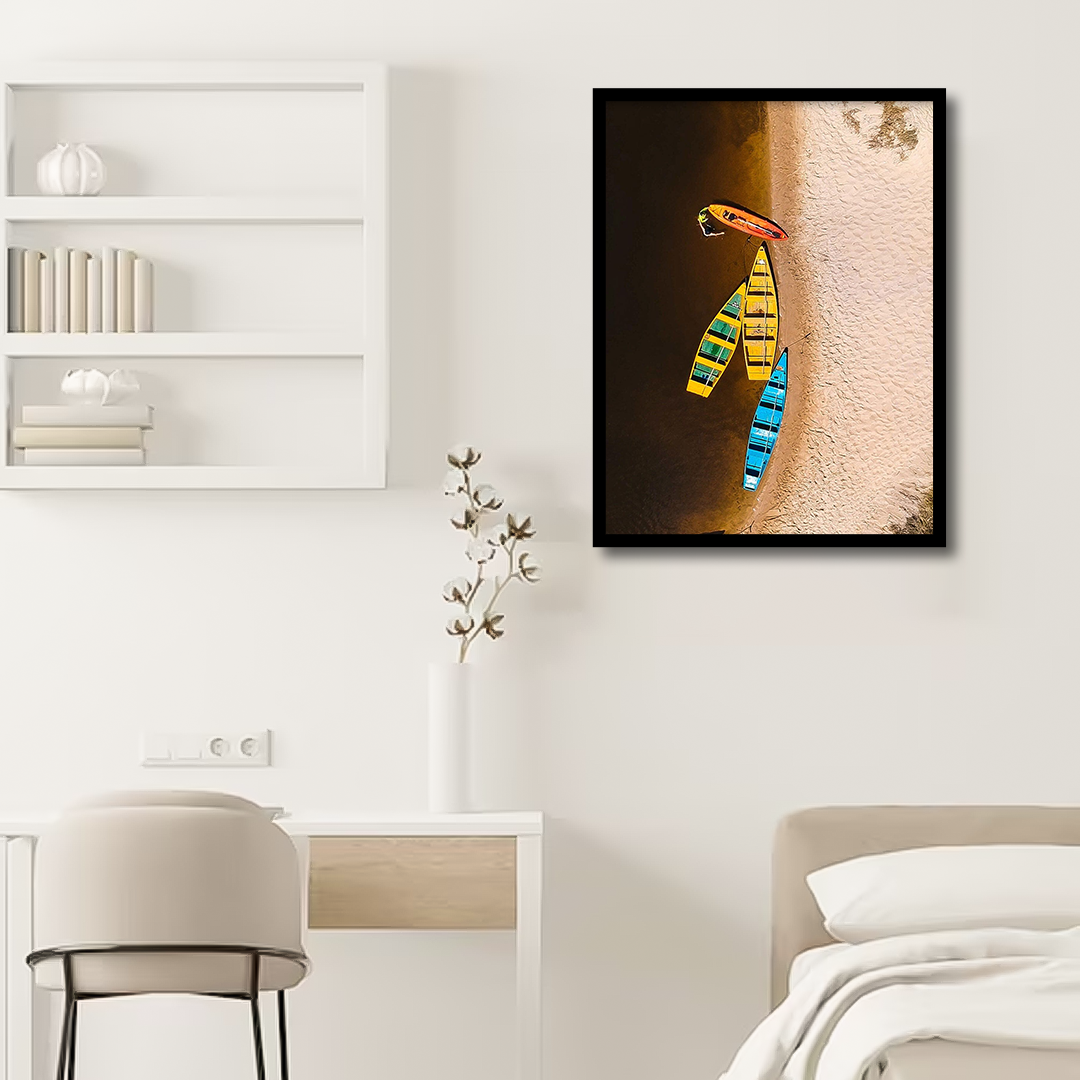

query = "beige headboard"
[{"left": 771, "top": 805, "right": 1080, "bottom": 1007}]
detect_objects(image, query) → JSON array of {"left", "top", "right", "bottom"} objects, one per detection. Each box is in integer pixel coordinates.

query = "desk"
[{"left": 0, "top": 811, "right": 542, "bottom": 1080}]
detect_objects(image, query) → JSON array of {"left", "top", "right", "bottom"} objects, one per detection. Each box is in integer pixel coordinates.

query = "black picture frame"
[{"left": 593, "top": 89, "right": 946, "bottom": 548}]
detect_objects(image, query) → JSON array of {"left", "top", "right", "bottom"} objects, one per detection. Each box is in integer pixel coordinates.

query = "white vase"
[{"left": 428, "top": 661, "right": 472, "bottom": 813}]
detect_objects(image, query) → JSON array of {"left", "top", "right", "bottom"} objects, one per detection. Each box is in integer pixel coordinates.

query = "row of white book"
[
  {"left": 7, "top": 247, "right": 154, "bottom": 333},
  {"left": 12, "top": 403, "right": 153, "bottom": 465}
]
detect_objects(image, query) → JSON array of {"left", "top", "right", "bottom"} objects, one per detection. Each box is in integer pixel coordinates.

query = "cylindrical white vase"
[{"left": 428, "top": 661, "right": 472, "bottom": 813}]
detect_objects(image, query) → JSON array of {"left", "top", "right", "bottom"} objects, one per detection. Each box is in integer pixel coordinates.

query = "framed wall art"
[{"left": 594, "top": 90, "right": 945, "bottom": 546}]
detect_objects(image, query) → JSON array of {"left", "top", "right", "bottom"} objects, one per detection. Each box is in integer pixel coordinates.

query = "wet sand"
[{"left": 752, "top": 101, "right": 934, "bottom": 534}]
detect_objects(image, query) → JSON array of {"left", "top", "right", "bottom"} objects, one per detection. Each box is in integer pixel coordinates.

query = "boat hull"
[
  {"left": 698, "top": 202, "right": 788, "bottom": 242},
  {"left": 743, "top": 348, "right": 788, "bottom": 492},
  {"left": 743, "top": 243, "right": 779, "bottom": 381},
  {"left": 687, "top": 281, "right": 747, "bottom": 397}
]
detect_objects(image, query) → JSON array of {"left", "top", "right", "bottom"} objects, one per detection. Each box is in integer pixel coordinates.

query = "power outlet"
[{"left": 141, "top": 730, "right": 272, "bottom": 768}]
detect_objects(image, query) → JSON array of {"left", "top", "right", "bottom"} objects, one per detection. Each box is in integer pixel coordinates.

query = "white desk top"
[
  {"left": 280, "top": 812, "right": 544, "bottom": 836},
  {"left": 0, "top": 810, "right": 543, "bottom": 838}
]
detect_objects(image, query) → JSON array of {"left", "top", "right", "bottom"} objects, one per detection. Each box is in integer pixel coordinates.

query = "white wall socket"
[{"left": 141, "top": 730, "right": 272, "bottom": 768}]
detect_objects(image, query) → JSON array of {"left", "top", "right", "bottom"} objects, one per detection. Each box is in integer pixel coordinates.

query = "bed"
[{"left": 771, "top": 805, "right": 1080, "bottom": 1079}]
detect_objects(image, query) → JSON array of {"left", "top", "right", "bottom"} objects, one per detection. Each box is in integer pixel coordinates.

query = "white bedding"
[
  {"left": 787, "top": 944, "right": 1080, "bottom": 1079},
  {"left": 789, "top": 943, "right": 850, "bottom": 992},
  {"left": 723, "top": 927, "right": 1080, "bottom": 1080}
]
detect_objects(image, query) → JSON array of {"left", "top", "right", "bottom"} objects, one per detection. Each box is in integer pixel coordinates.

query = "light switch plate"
[{"left": 141, "top": 730, "right": 271, "bottom": 767}]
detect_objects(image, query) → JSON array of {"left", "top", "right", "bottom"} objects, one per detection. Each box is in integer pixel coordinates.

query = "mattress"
[{"left": 883, "top": 1040, "right": 1080, "bottom": 1079}]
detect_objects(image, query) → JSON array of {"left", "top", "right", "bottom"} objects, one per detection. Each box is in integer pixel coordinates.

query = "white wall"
[{"left": 0, "top": 1, "right": 1071, "bottom": 1077}]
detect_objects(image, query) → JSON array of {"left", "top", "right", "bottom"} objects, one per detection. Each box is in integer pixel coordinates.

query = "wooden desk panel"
[{"left": 308, "top": 836, "right": 517, "bottom": 930}]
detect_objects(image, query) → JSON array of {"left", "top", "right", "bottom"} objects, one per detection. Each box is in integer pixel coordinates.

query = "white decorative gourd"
[
  {"left": 104, "top": 369, "right": 139, "bottom": 404},
  {"left": 36, "top": 143, "right": 106, "bottom": 196},
  {"left": 61, "top": 368, "right": 139, "bottom": 405}
]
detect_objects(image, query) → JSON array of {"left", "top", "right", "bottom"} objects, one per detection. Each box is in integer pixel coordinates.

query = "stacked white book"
[
  {"left": 7, "top": 247, "right": 153, "bottom": 333},
  {"left": 13, "top": 404, "right": 154, "bottom": 465}
]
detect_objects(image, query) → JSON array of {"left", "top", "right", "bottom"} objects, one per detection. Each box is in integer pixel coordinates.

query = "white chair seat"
[{"left": 32, "top": 790, "right": 309, "bottom": 994}]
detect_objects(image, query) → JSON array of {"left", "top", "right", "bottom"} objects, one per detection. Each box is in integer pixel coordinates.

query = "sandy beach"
[{"left": 753, "top": 101, "right": 934, "bottom": 534}]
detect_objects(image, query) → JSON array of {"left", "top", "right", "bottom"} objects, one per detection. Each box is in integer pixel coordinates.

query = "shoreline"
[
  {"left": 752, "top": 101, "right": 934, "bottom": 534},
  {"left": 747, "top": 101, "right": 816, "bottom": 533}
]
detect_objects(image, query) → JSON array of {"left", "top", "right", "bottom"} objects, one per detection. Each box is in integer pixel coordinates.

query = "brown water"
[{"left": 604, "top": 100, "right": 773, "bottom": 535}]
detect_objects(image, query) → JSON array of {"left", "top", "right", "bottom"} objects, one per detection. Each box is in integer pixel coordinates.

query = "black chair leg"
[
  {"left": 249, "top": 954, "right": 267, "bottom": 1080},
  {"left": 66, "top": 1000, "right": 78, "bottom": 1080},
  {"left": 55, "top": 955, "right": 74, "bottom": 1080},
  {"left": 250, "top": 995, "right": 267, "bottom": 1080},
  {"left": 277, "top": 991, "right": 289, "bottom": 1080},
  {"left": 55, "top": 997, "right": 72, "bottom": 1080}
]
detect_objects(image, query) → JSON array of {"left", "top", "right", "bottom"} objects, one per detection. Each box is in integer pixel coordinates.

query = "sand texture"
[{"left": 754, "top": 101, "right": 934, "bottom": 534}]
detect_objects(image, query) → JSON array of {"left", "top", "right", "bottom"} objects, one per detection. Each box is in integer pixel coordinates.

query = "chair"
[{"left": 28, "top": 790, "right": 310, "bottom": 1080}]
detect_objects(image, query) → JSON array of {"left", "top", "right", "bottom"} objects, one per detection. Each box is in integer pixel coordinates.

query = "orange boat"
[{"left": 698, "top": 202, "right": 788, "bottom": 242}]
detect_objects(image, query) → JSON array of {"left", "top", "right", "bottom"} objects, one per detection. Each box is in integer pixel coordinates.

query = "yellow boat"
[
  {"left": 686, "top": 281, "right": 747, "bottom": 397},
  {"left": 743, "top": 243, "right": 779, "bottom": 381}
]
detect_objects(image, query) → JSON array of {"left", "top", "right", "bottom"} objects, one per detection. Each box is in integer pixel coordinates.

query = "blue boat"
[{"left": 743, "top": 347, "right": 788, "bottom": 492}]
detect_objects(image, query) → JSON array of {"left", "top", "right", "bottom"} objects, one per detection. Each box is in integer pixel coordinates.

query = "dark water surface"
[{"left": 605, "top": 101, "right": 773, "bottom": 535}]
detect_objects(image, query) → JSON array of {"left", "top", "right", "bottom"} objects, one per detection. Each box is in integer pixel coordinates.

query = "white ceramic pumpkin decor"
[
  {"left": 60, "top": 368, "right": 111, "bottom": 404},
  {"left": 104, "top": 369, "right": 140, "bottom": 404},
  {"left": 61, "top": 368, "right": 139, "bottom": 405},
  {"left": 36, "top": 143, "right": 107, "bottom": 196}
]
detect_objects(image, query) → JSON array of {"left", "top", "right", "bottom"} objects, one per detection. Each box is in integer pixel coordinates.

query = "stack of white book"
[
  {"left": 13, "top": 404, "right": 154, "bottom": 465},
  {"left": 7, "top": 247, "right": 153, "bottom": 333}
]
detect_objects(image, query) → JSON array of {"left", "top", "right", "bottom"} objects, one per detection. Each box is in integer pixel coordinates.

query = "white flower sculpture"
[{"left": 443, "top": 445, "right": 540, "bottom": 662}]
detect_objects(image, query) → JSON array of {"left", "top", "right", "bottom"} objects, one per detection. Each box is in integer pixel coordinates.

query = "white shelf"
[
  {"left": 2, "top": 196, "right": 364, "bottom": 224},
  {"left": 2, "top": 60, "right": 373, "bottom": 91},
  {"left": 278, "top": 812, "right": 546, "bottom": 837},
  {"left": 2, "top": 332, "right": 362, "bottom": 357},
  {"left": 0, "top": 465, "right": 381, "bottom": 490}
]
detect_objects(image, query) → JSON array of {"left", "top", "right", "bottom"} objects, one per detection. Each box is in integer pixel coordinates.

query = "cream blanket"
[{"left": 722, "top": 927, "right": 1080, "bottom": 1080}]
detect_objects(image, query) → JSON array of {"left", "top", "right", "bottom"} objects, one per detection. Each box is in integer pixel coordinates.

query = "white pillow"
[{"left": 807, "top": 844, "right": 1080, "bottom": 943}]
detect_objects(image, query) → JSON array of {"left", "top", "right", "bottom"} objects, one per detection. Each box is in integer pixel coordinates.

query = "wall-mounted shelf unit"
[{"left": 0, "top": 61, "right": 387, "bottom": 490}]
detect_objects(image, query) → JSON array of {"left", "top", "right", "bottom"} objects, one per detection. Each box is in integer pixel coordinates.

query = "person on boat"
[{"left": 698, "top": 209, "right": 724, "bottom": 238}]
